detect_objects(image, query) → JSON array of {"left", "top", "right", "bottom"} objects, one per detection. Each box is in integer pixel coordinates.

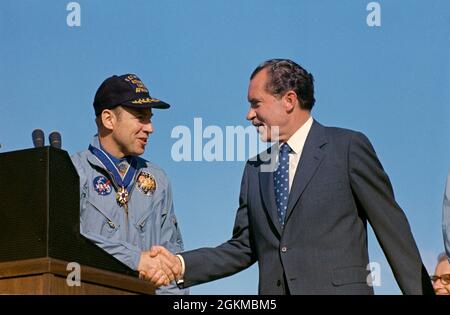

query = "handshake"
[{"left": 137, "top": 245, "right": 183, "bottom": 287}]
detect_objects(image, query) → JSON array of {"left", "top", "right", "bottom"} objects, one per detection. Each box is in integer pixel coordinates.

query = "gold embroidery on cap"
[
  {"left": 131, "top": 98, "right": 161, "bottom": 104},
  {"left": 124, "top": 75, "right": 149, "bottom": 93}
]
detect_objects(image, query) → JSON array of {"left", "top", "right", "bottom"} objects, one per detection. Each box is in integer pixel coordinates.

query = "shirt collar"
[
  {"left": 100, "top": 144, "right": 126, "bottom": 166},
  {"left": 90, "top": 135, "right": 130, "bottom": 166},
  {"left": 286, "top": 116, "right": 314, "bottom": 154}
]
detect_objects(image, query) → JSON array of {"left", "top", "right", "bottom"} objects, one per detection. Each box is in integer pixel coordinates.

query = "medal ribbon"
[{"left": 88, "top": 145, "right": 137, "bottom": 204}]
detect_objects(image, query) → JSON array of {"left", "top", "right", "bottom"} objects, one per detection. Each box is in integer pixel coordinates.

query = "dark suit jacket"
[{"left": 181, "top": 120, "right": 433, "bottom": 294}]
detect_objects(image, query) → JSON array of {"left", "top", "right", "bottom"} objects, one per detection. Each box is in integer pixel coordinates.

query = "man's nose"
[
  {"left": 434, "top": 279, "right": 445, "bottom": 290},
  {"left": 143, "top": 121, "right": 153, "bottom": 134},
  {"left": 246, "top": 107, "right": 256, "bottom": 121}
]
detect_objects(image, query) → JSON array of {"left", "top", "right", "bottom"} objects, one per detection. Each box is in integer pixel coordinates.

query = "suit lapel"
[
  {"left": 259, "top": 146, "right": 283, "bottom": 236},
  {"left": 285, "top": 121, "right": 327, "bottom": 224}
]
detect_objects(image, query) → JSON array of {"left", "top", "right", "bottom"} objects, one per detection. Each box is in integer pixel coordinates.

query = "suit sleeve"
[
  {"left": 348, "top": 132, "right": 433, "bottom": 295},
  {"left": 180, "top": 163, "right": 257, "bottom": 288},
  {"left": 442, "top": 172, "right": 450, "bottom": 260},
  {"left": 156, "top": 179, "right": 189, "bottom": 295}
]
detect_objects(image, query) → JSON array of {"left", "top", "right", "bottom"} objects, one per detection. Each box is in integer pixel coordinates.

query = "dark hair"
[{"left": 250, "top": 59, "right": 315, "bottom": 110}]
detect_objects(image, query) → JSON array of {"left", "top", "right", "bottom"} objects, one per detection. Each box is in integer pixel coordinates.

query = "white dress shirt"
[{"left": 285, "top": 116, "right": 314, "bottom": 191}]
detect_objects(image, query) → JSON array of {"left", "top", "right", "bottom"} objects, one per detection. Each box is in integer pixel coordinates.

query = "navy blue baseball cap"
[{"left": 93, "top": 74, "right": 170, "bottom": 116}]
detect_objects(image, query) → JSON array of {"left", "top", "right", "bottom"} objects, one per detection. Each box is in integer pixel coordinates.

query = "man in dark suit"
[{"left": 150, "top": 59, "right": 433, "bottom": 294}]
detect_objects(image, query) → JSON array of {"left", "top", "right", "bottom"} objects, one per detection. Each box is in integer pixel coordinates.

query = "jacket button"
[
  {"left": 277, "top": 280, "right": 281, "bottom": 287},
  {"left": 281, "top": 246, "right": 287, "bottom": 253}
]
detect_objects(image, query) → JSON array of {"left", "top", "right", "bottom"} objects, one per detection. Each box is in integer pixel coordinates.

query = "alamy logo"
[
  {"left": 366, "top": 2, "right": 381, "bottom": 27},
  {"left": 170, "top": 118, "right": 282, "bottom": 172},
  {"left": 366, "top": 262, "right": 381, "bottom": 287},
  {"left": 66, "top": 2, "right": 81, "bottom": 27},
  {"left": 66, "top": 262, "right": 81, "bottom": 287}
]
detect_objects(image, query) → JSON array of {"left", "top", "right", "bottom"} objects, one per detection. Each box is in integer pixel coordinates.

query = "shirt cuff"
[{"left": 176, "top": 254, "right": 185, "bottom": 285}]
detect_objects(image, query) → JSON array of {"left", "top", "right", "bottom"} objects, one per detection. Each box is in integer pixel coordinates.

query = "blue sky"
[{"left": 1, "top": 0, "right": 449, "bottom": 294}]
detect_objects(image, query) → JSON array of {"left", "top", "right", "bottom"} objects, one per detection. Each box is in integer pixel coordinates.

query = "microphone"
[
  {"left": 49, "top": 131, "right": 62, "bottom": 149},
  {"left": 32, "top": 129, "right": 45, "bottom": 147}
]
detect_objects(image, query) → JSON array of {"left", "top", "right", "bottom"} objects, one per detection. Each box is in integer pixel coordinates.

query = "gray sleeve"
[
  {"left": 348, "top": 131, "right": 431, "bottom": 294},
  {"left": 443, "top": 172, "right": 450, "bottom": 260},
  {"left": 180, "top": 163, "right": 257, "bottom": 288},
  {"left": 157, "top": 177, "right": 189, "bottom": 295}
]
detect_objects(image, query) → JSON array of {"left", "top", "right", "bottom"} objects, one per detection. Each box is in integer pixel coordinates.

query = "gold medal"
[{"left": 116, "top": 186, "right": 129, "bottom": 206}]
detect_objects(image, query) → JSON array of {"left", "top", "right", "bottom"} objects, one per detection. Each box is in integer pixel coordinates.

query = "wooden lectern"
[
  {"left": 0, "top": 147, "right": 155, "bottom": 294},
  {"left": 0, "top": 258, "right": 154, "bottom": 294}
]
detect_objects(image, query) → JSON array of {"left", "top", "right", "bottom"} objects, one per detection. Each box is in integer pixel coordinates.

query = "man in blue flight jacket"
[{"left": 71, "top": 74, "right": 187, "bottom": 294}]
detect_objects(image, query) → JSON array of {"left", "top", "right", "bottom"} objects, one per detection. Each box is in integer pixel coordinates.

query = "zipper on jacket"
[
  {"left": 104, "top": 170, "right": 130, "bottom": 240},
  {"left": 124, "top": 203, "right": 129, "bottom": 240}
]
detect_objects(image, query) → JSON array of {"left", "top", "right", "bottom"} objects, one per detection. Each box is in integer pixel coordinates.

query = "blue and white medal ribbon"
[{"left": 88, "top": 145, "right": 137, "bottom": 207}]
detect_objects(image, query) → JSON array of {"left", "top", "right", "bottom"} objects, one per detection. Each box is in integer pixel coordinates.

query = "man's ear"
[
  {"left": 100, "top": 109, "right": 116, "bottom": 131},
  {"left": 283, "top": 90, "right": 299, "bottom": 113}
]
